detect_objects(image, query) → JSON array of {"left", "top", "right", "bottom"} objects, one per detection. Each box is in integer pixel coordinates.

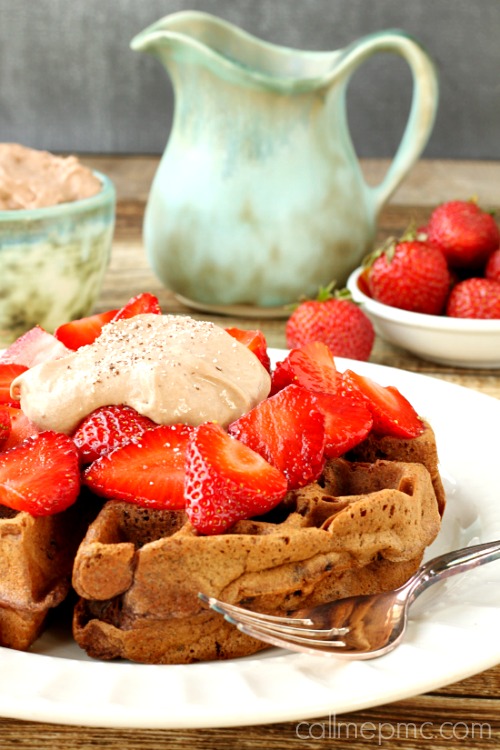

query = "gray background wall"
[{"left": 1, "top": 0, "right": 499, "bottom": 159}]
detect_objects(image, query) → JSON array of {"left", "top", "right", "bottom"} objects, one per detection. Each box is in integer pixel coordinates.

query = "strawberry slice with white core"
[
  {"left": 112, "top": 292, "right": 162, "bottom": 320},
  {"left": 54, "top": 308, "right": 118, "bottom": 350},
  {"left": 0, "top": 409, "right": 10, "bottom": 451},
  {"left": 228, "top": 383, "right": 325, "bottom": 489},
  {"left": 271, "top": 341, "right": 340, "bottom": 396},
  {"left": 311, "top": 392, "right": 373, "bottom": 458},
  {"left": 0, "top": 407, "right": 40, "bottom": 451},
  {"left": 342, "top": 370, "right": 424, "bottom": 439},
  {"left": 54, "top": 293, "right": 161, "bottom": 350},
  {"left": 185, "top": 422, "right": 288, "bottom": 535},
  {"left": 0, "top": 363, "right": 27, "bottom": 407},
  {"left": 0, "top": 431, "right": 80, "bottom": 516},
  {"left": 83, "top": 423, "right": 193, "bottom": 510},
  {"left": 0, "top": 326, "right": 71, "bottom": 367},
  {"left": 225, "top": 327, "right": 271, "bottom": 373}
]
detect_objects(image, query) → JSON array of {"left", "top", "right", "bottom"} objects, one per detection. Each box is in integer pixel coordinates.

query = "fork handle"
[{"left": 408, "top": 539, "right": 500, "bottom": 602}]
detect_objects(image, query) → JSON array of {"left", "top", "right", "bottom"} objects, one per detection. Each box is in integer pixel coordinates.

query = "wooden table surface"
[{"left": 1, "top": 158, "right": 499, "bottom": 749}]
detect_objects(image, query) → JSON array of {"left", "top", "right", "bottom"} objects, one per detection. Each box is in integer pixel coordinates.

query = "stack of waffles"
[
  {"left": 68, "top": 422, "right": 445, "bottom": 664},
  {"left": 0, "top": 492, "right": 98, "bottom": 650}
]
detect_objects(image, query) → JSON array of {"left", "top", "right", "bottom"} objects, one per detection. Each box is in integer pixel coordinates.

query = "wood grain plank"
[{"left": 1, "top": 691, "right": 499, "bottom": 750}]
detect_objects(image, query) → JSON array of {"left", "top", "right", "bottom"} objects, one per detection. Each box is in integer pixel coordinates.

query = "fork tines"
[{"left": 199, "top": 594, "right": 349, "bottom": 650}]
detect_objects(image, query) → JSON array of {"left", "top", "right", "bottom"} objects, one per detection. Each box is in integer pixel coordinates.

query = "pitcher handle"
[{"left": 338, "top": 30, "right": 438, "bottom": 217}]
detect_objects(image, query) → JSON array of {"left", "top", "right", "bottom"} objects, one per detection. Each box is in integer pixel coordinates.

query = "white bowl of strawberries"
[{"left": 347, "top": 199, "right": 500, "bottom": 368}]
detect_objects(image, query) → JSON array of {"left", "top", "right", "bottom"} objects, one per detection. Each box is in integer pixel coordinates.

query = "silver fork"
[{"left": 199, "top": 539, "right": 500, "bottom": 659}]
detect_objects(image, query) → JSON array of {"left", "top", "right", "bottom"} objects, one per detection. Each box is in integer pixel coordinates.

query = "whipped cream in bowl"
[
  {"left": 11, "top": 314, "right": 271, "bottom": 434},
  {"left": 0, "top": 144, "right": 115, "bottom": 346},
  {"left": 0, "top": 143, "right": 102, "bottom": 210}
]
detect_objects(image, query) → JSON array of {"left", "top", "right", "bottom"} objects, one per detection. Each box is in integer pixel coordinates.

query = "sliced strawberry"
[
  {"left": 0, "top": 363, "right": 28, "bottom": 407},
  {"left": 225, "top": 327, "right": 271, "bottom": 373},
  {"left": 271, "top": 341, "right": 340, "bottom": 396},
  {"left": 54, "top": 308, "right": 118, "bottom": 350},
  {"left": 229, "top": 384, "right": 325, "bottom": 489},
  {"left": 73, "top": 404, "right": 157, "bottom": 464},
  {"left": 0, "top": 431, "right": 80, "bottom": 516},
  {"left": 83, "top": 424, "right": 193, "bottom": 509},
  {"left": 53, "top": 293, "right": 161, "bottom": 350},
  {"left": 0, "top": 409, "right": 11, "bottom": 451},
  {"left": 311, "top": 392, "right": 373, "bottom": 458},
  {"left": 112, "top": 292, "right": 162, "bottom": 320},
  {"left": 342, "top": 370, "right": 424, "bottom": 439},
  {"left": 185, "top": 422, "right": 288, "bottom": 535},
  {"left": 1, "top": 407, "right": 40, "bottom": 451},
  {"left": 0, "top": 326, "right": 71, "bottom": 367}
]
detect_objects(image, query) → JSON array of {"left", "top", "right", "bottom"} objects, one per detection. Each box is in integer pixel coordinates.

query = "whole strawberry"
[
  {"left": 364, "top": 233, "right": 450, "bottom": 315},
  {"left": 285, "top": 286, "right": 374, "bottom": 361},
  {"left": 485, "top": 248, "right": 500, "bottom": 283},
  {"left": 424, "top": 199, "right": 499, "bottom": 270},
  {"left": 446, "top": 277, "right": 500, "bottom": 319}
]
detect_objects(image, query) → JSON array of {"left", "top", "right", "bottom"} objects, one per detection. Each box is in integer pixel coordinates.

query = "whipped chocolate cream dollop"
[
  {"left": 0, "top": 143, "right": 101, "bottom": 210},
  {"left": 11, "top": 315, "right": 271, "bottom": 434}
]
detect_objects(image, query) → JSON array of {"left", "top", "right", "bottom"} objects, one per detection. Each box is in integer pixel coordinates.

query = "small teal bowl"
[{"left": 0, "top": 171, "right": 115, "bottom": 346}]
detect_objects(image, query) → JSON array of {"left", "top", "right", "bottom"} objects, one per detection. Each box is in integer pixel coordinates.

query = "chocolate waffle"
[
  {"left": 0, "top": 492, "right": 98, "bottom": 650},
  {"left": 72, "top": 422, "right": 445, "bottom": 664}
]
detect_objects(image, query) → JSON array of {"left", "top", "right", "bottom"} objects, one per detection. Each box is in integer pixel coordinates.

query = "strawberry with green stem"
[
  {"left": 363, "top": 227, "right": 451, "bottom": 315},
  {"left": 285, "top": 284, "right": 374, "bottom": 361}
]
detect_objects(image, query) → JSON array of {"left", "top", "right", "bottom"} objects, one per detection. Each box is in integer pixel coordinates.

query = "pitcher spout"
[
  {"left": 130, "top": 15, "right": 184, "bottom": 56},
  {"left": 131, "top": 10, "right": 339, "bottom": 93}
]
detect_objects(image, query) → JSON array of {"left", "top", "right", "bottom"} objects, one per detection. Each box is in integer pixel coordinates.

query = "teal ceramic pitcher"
[{"left": 131, "top": 11, "right": 438, "bottom": 315}]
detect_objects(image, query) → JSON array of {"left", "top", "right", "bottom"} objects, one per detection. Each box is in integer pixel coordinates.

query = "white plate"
[{"left": 1, "top": 350, "right": 500, "bottom": 729}]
